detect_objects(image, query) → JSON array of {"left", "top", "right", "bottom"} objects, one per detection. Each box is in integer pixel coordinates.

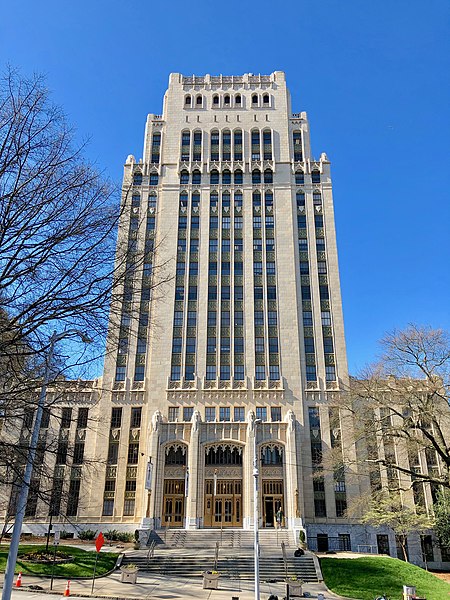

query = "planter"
[
  {"left": 286, "top": 580, "right": 303, "bottom": 597},
  {"left": 120, "top": 568, "right": 139, "bottom": 584},
  {"left": 203, "top": 571, "right": 220, "bottom": 589}
]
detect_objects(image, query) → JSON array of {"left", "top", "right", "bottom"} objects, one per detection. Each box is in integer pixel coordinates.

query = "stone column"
[
  {"left": 185, "top": 410, "right": 201, "bottom": 528},
  {"left": 140, "top": 410, "right": 162, "bottom": 529},
  {"left": 285, "top": 410, "right": 302, "bottom": 531},
  {"left": 243, "top": 410, "right": 256, "bottom": 529}
]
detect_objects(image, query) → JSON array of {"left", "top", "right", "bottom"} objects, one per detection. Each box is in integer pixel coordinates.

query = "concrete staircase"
[{"left": 121, "top": 529, "right": 319, "bottom": 582}]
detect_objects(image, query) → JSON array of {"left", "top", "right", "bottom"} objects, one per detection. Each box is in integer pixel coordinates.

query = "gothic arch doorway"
[{"left": 162, "top": 443, "right": 187, "bottom": 527}]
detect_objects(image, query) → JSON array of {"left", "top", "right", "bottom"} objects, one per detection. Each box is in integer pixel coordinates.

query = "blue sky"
[{"left": 1, "top": 0, "right": 449, "bottom": 374}]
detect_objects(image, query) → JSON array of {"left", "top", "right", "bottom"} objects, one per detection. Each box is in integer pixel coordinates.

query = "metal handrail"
[{"left": 214, "top": 541, "right": 219, "bottom": 571}]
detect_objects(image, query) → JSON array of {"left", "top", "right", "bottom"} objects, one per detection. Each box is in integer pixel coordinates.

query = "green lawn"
[
  {"left": 0, "top": 545, "right": 118, "bottom": 578},
  {"left": 321, "top": 556, "right": 450, "bottom": 600}
]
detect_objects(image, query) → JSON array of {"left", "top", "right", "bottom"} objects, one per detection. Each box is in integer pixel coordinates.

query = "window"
[
  {"left": 234, "top": 311, "right": 243, "bottom": 325},
  {"left": 133, "top": 172, "right": 143, "bottom": 186},
  {"left": 222, "top": 238, "right": 231, "bottom": 252},
  {"left": 185, "top": 95, "right": 191, "bottom": 107},
  {"left": 171, "top": 365, "right": 181, "bottom": 380},
  {"left": 115, "top": 366, "right": 126, "bottom": 381},
  {"left": 313, "top": 192, "right": 322, "bottom": 205},
  {"left": 251, "top": 130, "right": 260, "bottom": 160},
  {"left": 76, "top": 407, "right": 88, "bottom": 429},
  {"left": 207, "top": 338, "right": 216, "bottom": 353},
  {"left": 234, "top": 130, "right": 243, "bottom": 160},
  {"left": 134, "top": 366, "right": 145, "bottom": 381},
  {"left": 205, "top": 407, "right": 216, "bottom": 422},
  {"left": 299, "top": 238, "right": 308, "bottom": 253},
  {"left": 220, "top": 365, "right": 231, "bottom": 380},
  {"left": 210, "top": 215, "right": 218, "bottom": 229},
  {"left": 234, "top": 366, "right": 244, "bottom": 380},
  {"left": 234, "top": 407, "right": 245, "bottom": 421},
  {"left": 178, "top": 216, "right": 188, "bottom": 230},
  {"left": 175, "top": 286, "right": 184, "bottom": 301},
  {"left": 213, "top": 95, "right": 219, "bottom": 106},
  {"left": 221, "top": 310, "right": 230, "bottom": 325},
  {"left": 151, "top": 133, "right": 161, "bottom": 163},
  {"left": 303, "top": 311, "right": 313, "bottom": 326},
  {"left": 131, "top": 407, "right": 142, "bottom": 428},
  {"left": 263, "top": 94, "right": 269, "bottom": 105},
  {"left": 234, "top": 170, "right": 243, "bottom": 185},
  {"left": 219, "top": 407, "right": 230, "bottom": 421},
  {"left": 56, "top": 440, "right": 68, "bottom": 465},
  {"left": 210, "top": 131, "right": 219, "bottom": 161},
  {"left": 149, "top": 172, "right": 158, "bottom": 186},
  {"left": 269, "top": 365, "right": 280, "bottom": 380},
  {"left": 271, "top": 407, "right": 282, "bottom": 421},
  {"left": 304, "top": 337, "right": 315, "bottom": 353},
  {"left": 66, "top": 480, "right": 81, "bottom": 516},
  {"left": 209, "top": 238, "right": 218, "bottom": 253},
  {"left": 221, "top": 286, "right": 231, "bottom": 300},
  {"left": 235, "top": 286, "right": 244, "bottom": 301},
  {"left": 263, "top": 130, "right": 272, "bottom": 159},
  {"left": 322, "top": 312, "right": 331, "bottom": 326},
  {"left": 264, "top": 169, "right": 273, "bottom": 183},
  {"left": 208, "top": 311, "right": 216, "bottom": 326},
  {"left": 181, "top": 131, "right": 190, "bottom": 161},
  {"left": 196, "top": 95, "right": 203, "bottom": 107},
  {"left": 316, "top": 238, "right": 326, "bottom": 252},
  {"left": 222, "top": 130, "right": 231, "bottom": 160},
  {"left": 300, "top": 261, "right": 309, "bottom": 275},
  {"left": 187, "top": 311, "right": 197, "bottom": 326},
  {"left": 185, "top": 365, "right": 195, "bottom": 380},
  {"left": 208, "top": 286, "right": 217, "bottom": 300},
  {"left": 137, "top": 338, "right": 147, "bottom": 354},
  {"left": 254, "top": 286, "right": 263, "bottom": 300},
  {"left": 319, "top": 285, "right": 329, "bottom": 300},
  {"left": 191, "top": 215, "right": 200, "bottom": 230},
  {"left": 254, "top": 311, "right": 264, "bottom": 325},
  {"left": 295, "top": 171, "right": 304, "bottom": 184},
  {"left": 252, "top": 169, "right": 261, "bottom": 184},
  {"left": 301, "top": 285, "right": 311, "bottom": 300},
  {"left": 222, "top": 169, "right": 231, "bottom": 185},
  {"left": 178, "top": 238, "right": 187, "bottom": 252},
  {"left": 268, "top": 310, "right": 277, "bottom": 327},
  {"left": 176, "top": 262, "right": 185, "bottom": 277},
  {"left": 183, "top": 407, "right": 194, "bottom": 421},
  {"left": 265, "top": 216, "right": 274, "bottom": 229},
  {"left": 234, "top": 261, "right": 243, "bottom": 275},
  {"left": 222, "top": 216, "right": 231, "bottom": 229},
  {"left": 256, "top": 407, "right": 267, "bottom": 421},
  {"left": 267, "top": 286, "right": 277, "bottom": 300},
  {"left": 318, "top": 261, "right": 327, "bottom": 274},
  {"left": 172, "top": 337, "right": 182, "bottom": 354},
  {"left": 192, "top": 170, "right": 201, "bottom": 185},
  {"left": 306, "top": 365, "right": 317, "bottom": 381},
  {"left": 253, "top": 238, "right": 262, "bottom": 251},
  {"left": 128, "top": 442, "right": 139, "bottom": 464},
  {"left": 234, "top": 337, "right": 244, "bottom": 353},
  {"left": 255, "top": 366, "right": 265, "bottom": 380},
  {"left": 254, "top": 262, "right": 263, "bottom": 276},
  {"left": 186, "top": 337, "right": 196, "bottom": 353},
  {"left": 193, "top": 131, "right": 202, "bottom": 161},
  {"left": 323, "top": 337, "right": 334, "bottom": 353},
  {"left": 311, "top": 170, "right": 321, "bottom": 183},
  {"left": 224, "top": 94, "right": 230, "bottom": 106},
  {"left": 61, "top": 407, "right": 72, "bottom": 428},
  {"left": 235, "top": 94, "right": 242, "bottom": 106},
  {"left": 293, "top": 131, "right": 302, "bottom": 161},
  {"left": 269, "top": 338, "right": 278, "bottom": 353},
  {"left": 148, "top": 194, "right": 157, "bottom": 209},
  {"left": 252, "top": 94, "right": 258, "bottom": 105},
  {"left": 326, "top": 366, "right": 336, "bottom": 381},
  {"left": 168, "top": 407, "right": 179, "bottom": 422},
  {"left": 206, "top": 365, "right": 216, "bottom": 380},
  {"left": 298, "top": 215, "right": 306, "bottom": 228},
  {"left": 315, "top": 215, "right": 324, "bottom": 229},
  {"left": 210, "top": 170, "right": 219, "bottom": 185},
  {"left": 221, "top": 337, "right": 230, "bottom": 353},
  {"left": 253, "top": 216, "right": 262, "bottom": 229}
]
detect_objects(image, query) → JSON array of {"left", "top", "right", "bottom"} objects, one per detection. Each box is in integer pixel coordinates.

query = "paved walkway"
[{"left": 1, "top": 571, "right": 354, "bottom": 599}]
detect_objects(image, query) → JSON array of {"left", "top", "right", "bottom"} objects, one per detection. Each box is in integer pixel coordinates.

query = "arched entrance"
[
  {"left": 260, "top": 443, "right": 285, "bottom": 528},
  {"left": 162, "top": 443, "right": 187, "bottom": 527},
  {"left": 203, "top": 443, "right": 243, "bottom": 528}
]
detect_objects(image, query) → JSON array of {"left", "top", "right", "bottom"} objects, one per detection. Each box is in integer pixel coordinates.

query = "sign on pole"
[
  {"left": 145, "top": 461, "right": 153, "bottom": 491},
  {"left": 95, "top": 532, "right": 104, "bottom": 553},
  {"left": 92, "top": 532, "right": 104, "bottom": 594},
  {"left": 53, "top": 531, "right": 60, "bottom": 546}
]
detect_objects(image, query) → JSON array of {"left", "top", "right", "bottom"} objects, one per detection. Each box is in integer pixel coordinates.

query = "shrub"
[
  {"left": 59, "top": 530, "right": 72, "bottom": 540},
  {"left": 78, "top": 529, "right": 97, "bottom": 540}
]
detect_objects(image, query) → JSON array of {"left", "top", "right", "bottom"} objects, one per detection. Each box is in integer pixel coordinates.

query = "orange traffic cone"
[
  {"left": 64, "top": 580, "right": 70, "bottom": 597},
  {"left": 15, "top": 572, "right": 22, "bottom": 587}
]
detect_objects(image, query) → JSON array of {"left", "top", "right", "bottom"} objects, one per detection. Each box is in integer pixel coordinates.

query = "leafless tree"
[
  {"left": 326, "top": 325, "right": 450, "bottom": 492},
  {"left": 0, "top": 67, "right": 170, "bottom": 510}
]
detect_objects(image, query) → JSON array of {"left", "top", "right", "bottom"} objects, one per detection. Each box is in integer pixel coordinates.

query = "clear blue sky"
[{"left": 1, "top": 0, "right": 449, "bottom": 375}]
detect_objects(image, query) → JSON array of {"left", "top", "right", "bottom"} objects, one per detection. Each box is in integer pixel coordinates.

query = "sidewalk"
[{"left": 2, "top": 571, "right": 353, "bottom": 600}]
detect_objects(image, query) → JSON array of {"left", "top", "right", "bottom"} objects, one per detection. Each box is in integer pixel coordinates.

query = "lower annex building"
[{"left": 1, "top": 71, "right": 448, "bottom": 568}]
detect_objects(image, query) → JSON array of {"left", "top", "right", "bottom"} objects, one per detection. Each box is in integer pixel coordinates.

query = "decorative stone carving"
[
  {"left": 247, "top": 410, "right": 256, "bottom": 433},
  {"left": 152, "top": 409, "right": 163, "bottom": 432},
  {"left": 286, "top": 410, "right": 295, "bottom": 431},
  {"left": 191, "top": 409, "right": 201, "bottom": 432}
]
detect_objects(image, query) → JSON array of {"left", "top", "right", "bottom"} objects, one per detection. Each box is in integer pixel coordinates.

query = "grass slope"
[
  {"left": 0, "top": 545, "right": 118, "bottom": 578},
  {"left": 321, "top": 556, "right": 450, "bottom": 600}
]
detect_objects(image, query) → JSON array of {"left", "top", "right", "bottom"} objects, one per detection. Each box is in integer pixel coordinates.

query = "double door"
[
  {"left": 204, "top": 479, "right": 242, "bottom": 527},
  {"left": 162, "top": 479, "right": 185, "bottom": 527},
  {"left": 262, "top": 479, "right": 284, "bottom": 527}
]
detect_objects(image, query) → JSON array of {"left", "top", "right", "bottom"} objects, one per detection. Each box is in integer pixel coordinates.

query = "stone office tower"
[{"left": 96, "top": 71, "right": 357, "bottom": 543}]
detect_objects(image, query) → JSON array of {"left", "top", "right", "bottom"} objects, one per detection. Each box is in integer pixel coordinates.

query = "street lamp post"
[
  {"left": 2, "top": 329, "right": 90, "bottom": 600},
  {"left": 253, "top": 418, "right": 262, "bottom": 600}
]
